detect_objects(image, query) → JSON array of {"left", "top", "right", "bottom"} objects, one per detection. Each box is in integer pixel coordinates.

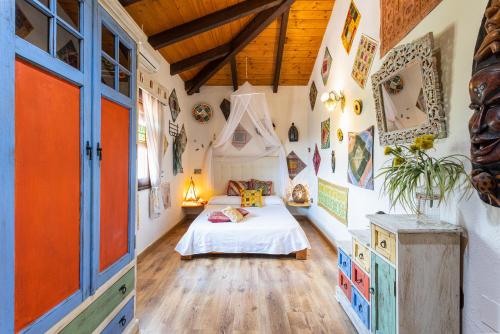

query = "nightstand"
[{"left": 182, "top": 201, "right": 206, "bottom": 218}]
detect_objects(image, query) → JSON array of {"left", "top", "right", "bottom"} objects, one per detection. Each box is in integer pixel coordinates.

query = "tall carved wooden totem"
[{"left": 469, "top": 0, "right": 500, "bottom": 207}]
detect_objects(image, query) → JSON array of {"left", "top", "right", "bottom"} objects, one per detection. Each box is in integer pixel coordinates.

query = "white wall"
[{"left": 305, "top": 0, "right": 500, "bottom": 332}]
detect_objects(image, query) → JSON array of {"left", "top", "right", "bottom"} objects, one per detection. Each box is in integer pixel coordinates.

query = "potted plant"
[{"left": 377, "top": 135, "right": 472, "bottom": 223}]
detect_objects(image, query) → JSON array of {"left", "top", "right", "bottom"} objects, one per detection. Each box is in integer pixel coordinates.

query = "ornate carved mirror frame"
[{"left": 371, "top": 33, "right": 446, "bottom": 145}]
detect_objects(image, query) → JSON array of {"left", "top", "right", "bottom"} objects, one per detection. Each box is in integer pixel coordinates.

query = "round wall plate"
[
  {"left": 353, "top": 99, "right": 363, "bottom": 115},
  {"left": 192, "top": 102, "right": 213, "bottom": 123}
]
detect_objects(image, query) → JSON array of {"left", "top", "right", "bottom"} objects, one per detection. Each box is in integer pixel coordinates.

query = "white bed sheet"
[{"left": 175, "top": 204, "right": 311, "bottom": 256}]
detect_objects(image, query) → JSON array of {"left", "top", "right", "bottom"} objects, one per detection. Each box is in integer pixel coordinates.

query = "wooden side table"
[
  {"left": 287, "top": 201, "right": 311, "bottom": 208},
  {"left": 182, "top": 201, "right": 206, "bottom": 218}
]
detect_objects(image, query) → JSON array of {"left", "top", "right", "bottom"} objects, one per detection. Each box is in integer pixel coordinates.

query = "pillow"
[
  {"left": 264, "top": 196, "right": 284, "bottom": 206},
  {"left": 208, "top": 195, "right": 242, "bottom": 206},
  {"left": 227, "top": 180, "right": 250, "bottom": 196},
  {"left": 251, "top": 179, "right": 273, "bottom": 196},
  {"left": 241, "top": 189, "right": 263, "bottom": 207},
  {"left": 221, "top": 206, "right": 244, "bottom": 223},
  {"left": 208, "top": 208, "right": 249, "bottom": 223}
]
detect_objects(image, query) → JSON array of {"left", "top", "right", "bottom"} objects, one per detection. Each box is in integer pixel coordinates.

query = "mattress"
[{"left": 175, "top": 202, "right": 311, "bottom": 256}]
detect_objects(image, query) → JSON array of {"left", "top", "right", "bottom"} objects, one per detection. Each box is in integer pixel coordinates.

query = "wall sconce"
[{"left": 321, "top": 90, "right": 345, "bottom": 111}]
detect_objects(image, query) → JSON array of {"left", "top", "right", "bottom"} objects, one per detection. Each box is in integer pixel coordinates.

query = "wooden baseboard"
[
  {"left": 306, "top": 218, "right": 338, "bottom": 253},
  {"left": 138, "top": 216, "right": 188, "bottom": 261}
]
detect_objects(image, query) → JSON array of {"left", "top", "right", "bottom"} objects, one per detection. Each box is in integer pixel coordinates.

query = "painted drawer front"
[
  {"left": 101, "top": 297, "right": 135, "bottom": 334},
  {"left": 338, "top": 248, "right": 352, "bottom": 279},
  {"left": 352, "top": 287, "right": 370, "bottom": 329},
  {"left": 60, "top": 268, "right": 135, "bottom": 334},
  {"left": 353, "top": 238, "right": 370, "bottom": 273},
  {"left": 338, "top": 270, "right": 352, "bottom": 301},
  {"left": 352, "top": 262, "right": 370, "bottom": 301},
  {"left": 371, "top": 224, "right": 396, "bottom": 264},
  {"left": 371, "top": 253, "right": 396, "bottom": 334}
]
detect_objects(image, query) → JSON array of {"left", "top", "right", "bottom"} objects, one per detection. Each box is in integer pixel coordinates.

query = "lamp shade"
[{"left": 184, "top": 177, "right": 198, "bottom": 202}]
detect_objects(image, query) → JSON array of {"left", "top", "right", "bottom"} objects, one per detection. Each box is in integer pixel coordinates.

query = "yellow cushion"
[
  {"left": 221, "top": 206, "right": 244, "bottom": 223},
  {"left": 240, "top": 189, "right": 263, "bottom": 207}
]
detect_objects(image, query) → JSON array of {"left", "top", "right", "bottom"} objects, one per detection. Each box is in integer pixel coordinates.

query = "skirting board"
[
  {"left": 137, "top": 216, "right": 188, "bottom": 260},
  {"left": 335, "top": 286, "right": 370, "bottom": 334}
]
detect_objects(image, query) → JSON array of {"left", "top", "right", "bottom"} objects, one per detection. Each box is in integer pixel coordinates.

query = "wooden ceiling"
[{"left": 122, "top": 0, "right": 335, "bottom": 94}]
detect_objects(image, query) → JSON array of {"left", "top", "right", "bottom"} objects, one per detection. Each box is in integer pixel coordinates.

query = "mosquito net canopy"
[{"left": 205, "top": 82, "right": 288, "bottom": 197}]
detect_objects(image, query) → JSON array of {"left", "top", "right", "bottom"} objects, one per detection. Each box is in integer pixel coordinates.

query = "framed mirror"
[{"left": 372, "top": 33, "right": 446, "bottom": 145}]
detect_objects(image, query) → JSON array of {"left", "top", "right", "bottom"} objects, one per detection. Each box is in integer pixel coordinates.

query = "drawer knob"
[
  {"left": 119, "top": 316, "right": 127, "bottom": 327},
  {"left": 358, "top": 253, "right": 364, "bottom": 260},
  {"left": 369, "top": 287, "right": 375, "bottom": 294},
  {"left": 356, "top": 278, "right": 363, "bottom": 284},
  {"left": 358, "top": 304, "right": 363, "bottom": 311},
  {"left": 343, "top": 283, "right": 348, "bottom": 289},
  {"left": 342, "top": 261, "right": 347, "bottom": 266},
  {"left": 119, "top": 284, "right": 127, "bottom": 295},
  {"left": 380, "top": 240, "right": 387, "bottom": 248}
]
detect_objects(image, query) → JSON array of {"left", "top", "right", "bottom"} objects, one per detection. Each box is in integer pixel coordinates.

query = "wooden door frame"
[
  {"left": 90, "top": 4, "right": 137, "bottom": 293},
  {"left": 0, "top": 0, "right": 93, "bottom": 332}
]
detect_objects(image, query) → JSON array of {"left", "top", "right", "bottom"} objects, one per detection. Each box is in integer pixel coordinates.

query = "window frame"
[
  {"left": 137, "top": 91, "right": 152, "bottom": 191},
  {"left": 15, "top": 0, "right": 84, "bottom": 71}
]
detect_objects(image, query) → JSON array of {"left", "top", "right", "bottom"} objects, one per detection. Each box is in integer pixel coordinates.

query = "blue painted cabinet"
[
  {"left": 371, "top": 253, "right": 396, "bottom": 334},
  {"left": 0, "top": 1, "right": 136, "bottom": 333}
]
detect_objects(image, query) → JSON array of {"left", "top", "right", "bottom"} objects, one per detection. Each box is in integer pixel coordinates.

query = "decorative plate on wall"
[{"left": 192, "top": 102, "right": 213, "bottom": 123}]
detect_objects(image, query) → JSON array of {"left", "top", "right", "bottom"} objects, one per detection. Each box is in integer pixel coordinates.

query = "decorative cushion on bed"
[
  {"left": 241, "top": 189, "right": 263, "bottom": 207},
  {"left": 221, "top": 207, "right": 245, "bottom": 222},
  {"left": 227, "top": 180, "right": 251, "bottom": 196},
  {"left": 208, "top": 208, "right": 249, "bottom": 223},
  {"left": 251, "top": 179, "right": 273, "bottom": 196}
]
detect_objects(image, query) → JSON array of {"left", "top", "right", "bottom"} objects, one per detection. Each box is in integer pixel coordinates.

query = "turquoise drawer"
[
  {"left": 101, "top": 297, "right": 134, "bottom": 334},
  {"left": 338, "top": 248, "right": 351, "bottom": 279},
  {"left": 352, "top": 286, "right": 370, "bottom": 329}
]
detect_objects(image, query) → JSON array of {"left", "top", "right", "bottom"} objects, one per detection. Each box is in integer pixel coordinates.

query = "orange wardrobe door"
[
  {"left": 14, "top": 59, "right": 81, "bottom": 332},
  {"left": 99, "top": 98, "right": 130, "bottom": 272}
]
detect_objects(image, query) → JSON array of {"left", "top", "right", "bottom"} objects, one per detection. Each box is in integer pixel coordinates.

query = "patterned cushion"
[
  {"left": 227, "top": 180, "right": 250, "bottom": 196},
  {"left": 241, "top": 189, "right": 263, "bottom": 207},
  {"left": 251, "top": 179, "right": 273, "bottom": 196},
  {"left": 208, "top": 208, "right": 249, "bottom": 223},
  {"left": 221, "top": 207, "right": 244, "bottom": 222}
]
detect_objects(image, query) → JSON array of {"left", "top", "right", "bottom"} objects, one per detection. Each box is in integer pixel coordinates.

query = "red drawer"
[
  {"left": 352, "top": 262, "right": 370, "bottom": 301},
  {"left": 338, "top": 270, "right": 352, "bottom": 301}
]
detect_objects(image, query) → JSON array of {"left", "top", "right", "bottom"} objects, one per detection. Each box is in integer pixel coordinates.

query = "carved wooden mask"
[{"left": 469, "top": 0, "right": 500, "bottom": 207}]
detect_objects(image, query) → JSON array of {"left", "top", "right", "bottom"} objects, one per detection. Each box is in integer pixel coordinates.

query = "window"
[
  {"left": 15, "top": 0, "right": 83, "bottom": 70},
  {"left": 101, "top": 23, "right": 132, "bottom": 97},
  {"left": 137, "top": 90, "right": 151, "bottom": 190}
]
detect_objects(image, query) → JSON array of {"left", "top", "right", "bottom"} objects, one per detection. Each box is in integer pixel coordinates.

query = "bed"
[{"left": 175, "top": 195, "right": 311, "bottom": 260}]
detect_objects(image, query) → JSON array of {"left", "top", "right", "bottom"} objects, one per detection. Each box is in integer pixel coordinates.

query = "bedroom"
[{"left": 1, "top": 0, "right": 499, "bottom": 333}]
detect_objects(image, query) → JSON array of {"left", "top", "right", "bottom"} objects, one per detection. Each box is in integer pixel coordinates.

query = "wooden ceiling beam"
[
  {"left": 272, "top": 9, "right": 289, "bottom": 93},
  {"left": 119, "top": 0, "right": 142, "bottom": 6},
  {"left": 148, "top": 0, "right": 283, "bottom": 50},
  {"left": 231, "top": 57, "right": 238, "bottom": 91},
  {"left": 185, "top": 0, "right": 296, "bottom": 95},
  {"left": 170, "top": 44, "right": 231, "bottom": 75}
]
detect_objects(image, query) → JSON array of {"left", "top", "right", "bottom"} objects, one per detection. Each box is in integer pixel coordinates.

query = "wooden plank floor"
[{"left": 136, "top": 217, "right": 356, "bottom": 334}]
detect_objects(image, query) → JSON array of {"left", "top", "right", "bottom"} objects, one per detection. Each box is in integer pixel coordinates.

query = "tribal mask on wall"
[{"left": 469, "top": 0, "right": 500, "bottom": 207}]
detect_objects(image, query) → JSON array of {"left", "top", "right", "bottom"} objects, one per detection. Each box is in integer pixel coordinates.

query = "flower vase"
[{"left": 416, "top": 187, "right": 441, "bottom": 223}]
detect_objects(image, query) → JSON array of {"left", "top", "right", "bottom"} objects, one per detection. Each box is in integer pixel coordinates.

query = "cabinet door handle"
[
  {"left": 369, "top": 287, "right": 375, "bottom": 294},
  {"left": 96, "top": 142, "right": 103, "bottom": 161},
  {"left": 119, "top": 316, "right": 127, "bottom": 327},
  {"left": 358, "top": 304, "right": 363, "bottom": 312},
  {"left": 343, "top": 283, "right": 348, "bottom": 289},
  {"left": 119, "top": 284, "right": 127, "bottom": 295},
  {"left": 358, "top": 253, "right": 364, "bottom": 260},
  {"left": 86, "top": 141, "right": 92, "bottom": 160},
  {"left": 380, "top": 240, "right": 387, "bottom": 248}
]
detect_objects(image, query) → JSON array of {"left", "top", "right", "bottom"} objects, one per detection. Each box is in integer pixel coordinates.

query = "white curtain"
[
  {"left": 205, "top": 82, "right": 288, "bottom": 198},
  {"left": 142, "top": 89, "right": 163, "bottom": 218}
]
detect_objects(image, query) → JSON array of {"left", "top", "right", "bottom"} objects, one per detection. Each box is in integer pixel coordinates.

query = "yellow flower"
[
  {"left": 393, "top": 157, "right": 405, "bottom": 167},
  {"left": 409, "top": 144, "right": 420, "bottom": 153},
  {"left": 414, "top": 136, "right": 423, "bottom": 148},
  {"left": 423, "top": 134, "right": 435, "bottom": 141},
  {"left": 384, "top": 146, "right": 393, "bottom": 155},
  {"left": 420, "top": 139, "right": 434, "bottom": 150}
]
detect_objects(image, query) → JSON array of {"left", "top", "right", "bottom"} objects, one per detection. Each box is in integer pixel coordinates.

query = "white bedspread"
[{"left": 175, "top": 204, "right": 311, "bottom": 256}]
